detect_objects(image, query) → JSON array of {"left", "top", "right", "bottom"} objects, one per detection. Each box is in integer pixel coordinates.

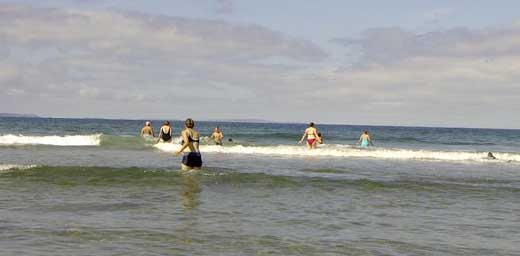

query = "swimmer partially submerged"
[
  {"left": 141, "top": 121, "right": 155, "bottom": 137},
  {"left": 158, "top": 121, "right": 173, "bottom": 143},
  {"left": 175, "top": 118, "right": 203, "bottom": 172},
  {"left": 358, "top": 131, "right": 374, "bottom": 147},
  {"left": 211, "top": 127, "right": 224, "bottom": 145}
]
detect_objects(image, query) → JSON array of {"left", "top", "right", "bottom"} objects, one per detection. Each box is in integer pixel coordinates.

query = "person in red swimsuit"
[{"left": 299, "top": 122, "right": 320, "bottom": 149}]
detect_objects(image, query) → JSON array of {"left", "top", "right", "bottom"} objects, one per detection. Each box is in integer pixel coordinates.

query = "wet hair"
[
  {"left": 309, "top": 122, "right": 315, "bottom": 127},
  {"left": 185, "top": 118, "right": 195, "bottom": 128}
]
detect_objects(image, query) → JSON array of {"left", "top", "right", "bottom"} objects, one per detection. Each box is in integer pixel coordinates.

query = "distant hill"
[{"left": 0, "top": 113, "right": 40, "bottom": 118}]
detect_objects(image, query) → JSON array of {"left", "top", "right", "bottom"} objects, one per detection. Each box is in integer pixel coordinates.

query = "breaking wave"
[
  {"left": 0, "top": 164, "right": 38, "bottom": 172},
  {"left": 0, "top": 134, "right": 101, "bottom": 146},
  {"left": 154, "top": 143, "right": 520, "bottom": 163}
]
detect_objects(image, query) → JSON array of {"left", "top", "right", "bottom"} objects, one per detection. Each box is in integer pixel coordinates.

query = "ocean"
[{"left": 1, "top": 117, "right": 519, "bottom": 255}]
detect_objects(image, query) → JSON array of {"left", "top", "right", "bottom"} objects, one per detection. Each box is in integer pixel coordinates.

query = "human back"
[
  {"left": 141, "top": 121, "right": 154, "bottom": 137},
  {"left": 299, "top": 122, "right": 319, "bottom": 149},
  {"left": 158, "top": 121, "right": 172, "bottom": 142},
  {"left": 305, "top": 127, "right": 317, "bottom": 139},
  {"left": 182, "top": 127, "right": 200, "bottom": 153},
  {"left": 359, "top": 130, "right": 373, "bottom": 147},
  {"left": 176, "top": 118, "right": 203, "bottom": 171}
]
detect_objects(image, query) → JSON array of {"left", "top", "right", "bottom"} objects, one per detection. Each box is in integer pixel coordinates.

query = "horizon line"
[{"left": 1, "top": 113, "right": 518, "bottom": 131}]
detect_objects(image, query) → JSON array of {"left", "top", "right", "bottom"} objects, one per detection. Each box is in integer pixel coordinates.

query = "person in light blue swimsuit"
[{"left": 358, "top": 130, "right": 373, "bottom": 147}]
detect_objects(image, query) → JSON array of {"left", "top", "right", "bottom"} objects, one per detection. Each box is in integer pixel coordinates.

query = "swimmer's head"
[{"left": 185, "top": 118, "right": 195, "bottom": 128}]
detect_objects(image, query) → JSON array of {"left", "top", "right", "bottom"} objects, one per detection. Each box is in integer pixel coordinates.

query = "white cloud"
[
  {"left": 332, "top": 25, "right": 520, "bottom": 64},
  {"left": 79, "top": 84, "right": 99, "bottom": 98},
  {"left": 7, "top": 88, "right": 25, "bottom": 96},
  {"left": 289, "top": 25, "right": 520, "bottom": 127},
  {"left": 0, "top": 64, "right": 19, "bottom": 82},
  {"left": 1, "top": 4, "right": 520, "bottom": 128},
  {"left": 215, "top": 0, "right": 234, "bottom": 15},
  {"left": 0, "top": 5, "right": 325, "bottom": 106},
  {"left": 0, "top": 5, "right": 325, "bottom": 61}
]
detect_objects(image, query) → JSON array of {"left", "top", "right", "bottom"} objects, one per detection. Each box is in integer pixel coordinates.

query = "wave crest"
[
  {"left": 155, "top": 143, "right": 520, "bottom": 163},
  {"left": 0, "top": 164, "right": 38, "bottom": 172},
  {"left": 0, "top": 134, "right": 101, "bottom": 146}
]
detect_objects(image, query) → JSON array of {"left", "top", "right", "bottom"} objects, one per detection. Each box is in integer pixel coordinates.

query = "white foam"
[
  {"left": 0, "top": 134, "right": 101, "bottom": 146},
  {"left": 154, "top": 143, "right": 520, "bottom": 163},
  {"left": 153, "top": 141, "right": 181, "bottom": 152},
  {"left": 0, "top": 164, "right": 38, "bottom": 172},
  {"left": 153, "top": 136, "right": 213, "bottom": 151}
]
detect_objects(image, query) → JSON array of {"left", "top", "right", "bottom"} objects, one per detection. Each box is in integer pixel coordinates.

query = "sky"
[{"left": 1, "top": 0, "right": 520, "bottom": 128}]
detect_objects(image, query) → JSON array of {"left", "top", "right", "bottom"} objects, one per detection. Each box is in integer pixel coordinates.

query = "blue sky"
[{"left": 1, "top": 0, "right": 520, "bottom": 128}]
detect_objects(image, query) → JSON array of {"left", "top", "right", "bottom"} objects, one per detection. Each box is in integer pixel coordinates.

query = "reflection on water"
[{"left": 181, "top": 174, "right": 202, "bottom": 209}]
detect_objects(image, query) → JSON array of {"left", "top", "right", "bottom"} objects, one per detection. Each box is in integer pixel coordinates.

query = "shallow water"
[{"left": 1, "top": 117, "right": 519, "bottom": 255}]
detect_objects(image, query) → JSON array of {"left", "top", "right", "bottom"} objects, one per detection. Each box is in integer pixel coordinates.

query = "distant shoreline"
[{"left": 0, "top": 113, "right": 40, "bottom": 118}]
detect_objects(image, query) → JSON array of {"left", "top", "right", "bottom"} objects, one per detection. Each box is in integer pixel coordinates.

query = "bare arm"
[
  {"left": 299, "top": 130, "right": 307, "bottom": 143},
  {"left": 176, "top": 131, "right": 190, "bottom": 155},
  {"left": 157, "top": 127, "right": 163, "bottom": 142},
  {"left": 158, "top": 127, "right": 163, "bottom": 137}
]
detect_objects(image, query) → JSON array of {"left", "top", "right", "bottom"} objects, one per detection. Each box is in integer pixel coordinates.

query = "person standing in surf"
[
  {"left": 210, "top": 127, "right": 224, "bottom": 145},
  {"left": 358, "top": 130, "right": 374, "bottom": 147},
  {"left": 158, "top": 121, "right": 173, "bottom": 143},
  {"left": 141, "top": 121, "right": 155, "bottom": 138},
  {"left": 299, "top": 122, "right": 320, "bottom": 149},
  {"left": 175, "top": 118, "right": 202, "bottom": 171}
]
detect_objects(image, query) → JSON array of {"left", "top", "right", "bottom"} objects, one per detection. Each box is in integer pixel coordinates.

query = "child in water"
[{"left": 317, "top": 133, "right": 323, "bottom": 144}]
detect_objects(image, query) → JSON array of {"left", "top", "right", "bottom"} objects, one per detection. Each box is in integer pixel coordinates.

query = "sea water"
[{"left": 0, "top": 117, "right": 519, "bottom": 255}]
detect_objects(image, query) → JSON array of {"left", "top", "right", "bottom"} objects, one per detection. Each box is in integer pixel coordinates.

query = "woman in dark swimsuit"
[
  {"left": 158, "top": 121, "right": 173, "bottom": 142},
  {"left": 175, "top": 118, "right": 202, "bottom": 171}
]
